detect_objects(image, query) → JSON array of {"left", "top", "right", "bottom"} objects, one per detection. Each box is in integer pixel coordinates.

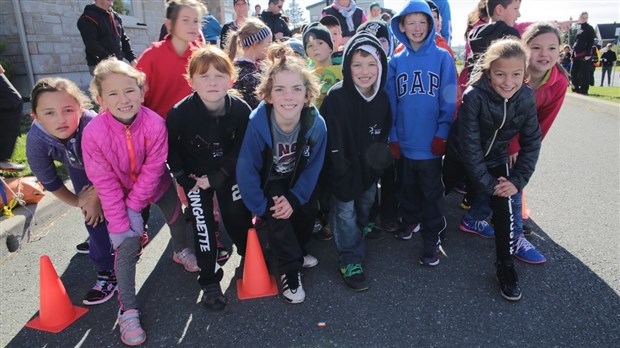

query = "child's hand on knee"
[{"left": 493, "top": 177, "right": 517, "bottom": 197}]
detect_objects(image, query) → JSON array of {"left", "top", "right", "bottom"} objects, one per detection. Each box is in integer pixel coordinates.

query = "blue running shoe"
[
  {"left": 393, "top": 223, "right": 420, "bottom": 240},
  {"left": 459, "top": 218, "right": 495, "bottom": 238},
  {"left": 513, "top": 236, "right": 546, "bottom": 264}
]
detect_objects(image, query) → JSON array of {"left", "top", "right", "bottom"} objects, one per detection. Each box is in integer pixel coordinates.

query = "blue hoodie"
[{"left": 386, "top": 0, "right": 457, "bottom": 160}]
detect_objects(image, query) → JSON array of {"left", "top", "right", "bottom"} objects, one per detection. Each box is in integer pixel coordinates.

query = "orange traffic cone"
[
  {"left": 237, "top": 228, "right": 278, "bottom": 300},
  {"left": 522, "top": 190, "right": 530, "bottom": 220},
  {"left": 26, "top": 255, "right": 88, "bottom": 333}
]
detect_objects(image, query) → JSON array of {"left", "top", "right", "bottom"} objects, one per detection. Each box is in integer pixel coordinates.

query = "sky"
[{"left": 272, "top": 0, "right": 620, "bottom": 46}]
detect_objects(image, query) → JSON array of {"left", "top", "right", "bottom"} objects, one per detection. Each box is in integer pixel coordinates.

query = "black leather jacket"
[{"left": 447, "top": 79, "right": 541, "bottom": 195}]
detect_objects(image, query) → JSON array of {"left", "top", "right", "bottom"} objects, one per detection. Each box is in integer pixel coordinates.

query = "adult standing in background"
[
  {"left": 322, "top": 0, "right": 366, "bottom": 46},
  {"left": 221, "top": 0, "right": 250, "bottom": 49},
  {"left": 368, "top": 2, "right": 382, "bottom": 21},
  {"left": 571, "top": 11, "right": 596, "bottom": 95},
  {"left": 77, "top": 0, "right": 137, "bottom": 75},
  {"left": 600, "top": 43, "right": 617, "bottom": 87},
  {"left": 0, "top": 64, "right": 24, "bottom": 172},
  {"left": 432, "top": 0, "right": 452, "bottom": 46},
  {"left": 260, "top": 0, "right": 292, "bottom": 41},
  {"left": 254, "top": 4, "right": 262, "bottom": 17}
]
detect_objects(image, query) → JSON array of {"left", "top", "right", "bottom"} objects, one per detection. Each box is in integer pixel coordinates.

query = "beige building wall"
[{"left": 0, "top": 0, "right": 165, "bottom": 96}]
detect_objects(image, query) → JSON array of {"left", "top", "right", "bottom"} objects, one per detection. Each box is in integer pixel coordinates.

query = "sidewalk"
[{"left": 0, "top": 182, "right": 73, "bottom": 262}]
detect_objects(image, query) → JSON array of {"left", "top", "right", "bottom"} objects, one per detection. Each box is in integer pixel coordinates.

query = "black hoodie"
[
  {"left": 320, "top": 32, "right": 392, "bottom": 202},
  {"left": 77, "top": 4, "right": 136, "bottom": 66},
  {"left": 467, "top": 21, "right": 520, "bottom": 71}
]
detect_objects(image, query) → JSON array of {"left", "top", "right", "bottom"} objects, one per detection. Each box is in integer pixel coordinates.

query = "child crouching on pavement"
[
  {"left": 26, "top": 77, "right": 117, "bottom": 306},
  {"left": 166, "top": 46, "right": 253, "bottom": 311},
  {"left": 236, "top": 43, "right": 326, "bottom": 304},
  {"left": 319, "top": 32, "right": 392, "bottom": 291},
  {"left": 444, "top": 39, "right": 541, "bottom": 301},
  {"left": 82, "top": 58, "right": 198, "bottom": 346}
]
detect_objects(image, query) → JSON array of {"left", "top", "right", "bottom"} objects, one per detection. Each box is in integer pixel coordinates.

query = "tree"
[{"left": 285, "top": 0, "right": 305, "bottom": 29}]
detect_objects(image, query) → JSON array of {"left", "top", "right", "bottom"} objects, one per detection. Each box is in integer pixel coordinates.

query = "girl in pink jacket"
[{"left": 82, "top": 58, "right": 198, "bottom": 347}]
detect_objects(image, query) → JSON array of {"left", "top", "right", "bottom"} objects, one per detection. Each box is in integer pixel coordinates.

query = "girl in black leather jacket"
[{"left": 445, "top": 39, "right": 541, "bottom": 302}]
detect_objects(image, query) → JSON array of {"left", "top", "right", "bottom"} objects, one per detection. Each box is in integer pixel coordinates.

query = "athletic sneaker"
[
  {"left": 419, "top": 244, "right": 440, "bottom": 266},
  {"left": 454, "top": 183, "right": 467, "bottom": 195},
  {"left": 513, "top": 236, "right": 546, "bottom": 264},
  {"left": 76, "top": 240, "right": 90, "bottom": 254},
  {"left": 83, "top": 271, "right": 117, "bottom": 305},
  {"left": 459, "top": 218, "right": 495, "bottom": 238},
  {"left": 118, "top": 309, "right": 146, "bottom": 346},
  {"left": 362, "top": 223, "right": 385, "bottom": 240},
  {"left": 215, "top": 230, "right": 230, "bottom": 265},
  {"left": 339, "top": 264, "right": 369, "bottom": 291},
  {"left": 459, "top": 196, "right": 471, "bottom": 210},
  {"left": 173, "top": 248, "right": 200, "bottom": 272},
  {"left": 302, "top": 254, "right": 319, "bottom": 268},
  {"left": 201, "top": 283, "right": 226, "bottom": 311},
  {"left": 313, "top": 218, "right": 323, "bottom": 233},
  {"left": 314, "top": 224, "right": 333, "bottom": 241},
  {"left": 393, "top": 223, "right": 420, "bottom": 240},
  {"left": 281, "top": 271, "right": 305, "bottom": 304},
  {"left": 496, "top": 260, "right": 522, "bottom": 301}
]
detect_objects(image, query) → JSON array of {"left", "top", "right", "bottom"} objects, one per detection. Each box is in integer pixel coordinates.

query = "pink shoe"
[
  {"left": 118, "top": 309, "right": 146, "bottom": 346},
  {"left": 173, "top": 248, "right": 200, "bottom": 272}
]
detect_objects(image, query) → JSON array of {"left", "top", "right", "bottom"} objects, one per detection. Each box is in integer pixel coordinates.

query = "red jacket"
[
  {"left": 508, "top": 64, "right": 568, "bottom": 155},
  {"left": 136, "top": 37, "right": 197, "bottom": 119}
]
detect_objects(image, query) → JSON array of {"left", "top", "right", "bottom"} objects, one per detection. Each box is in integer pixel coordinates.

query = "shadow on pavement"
[{"left": 6, "top": 194, "right": 620, "bottom": 347}]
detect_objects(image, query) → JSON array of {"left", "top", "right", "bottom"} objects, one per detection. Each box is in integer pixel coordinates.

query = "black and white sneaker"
[
  {"left": 496, "top": 260, "right": 522, "bottom": 301},
  {"left": 83, "top": 271, "right": 117, "bottom": 305},
  {"left": 302, "top": 254, "right": 318, "bottom": 268},
  {"left": 281, "top": 271, "right": 305, "bottom": 304},
  {"left": 76, "top": 240, "right": 90, "bottom": 254}
]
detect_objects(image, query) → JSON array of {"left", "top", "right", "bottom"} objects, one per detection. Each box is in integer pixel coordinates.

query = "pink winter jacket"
[{"left": 82, "top": 106, "right": 172, "bottom": 233}]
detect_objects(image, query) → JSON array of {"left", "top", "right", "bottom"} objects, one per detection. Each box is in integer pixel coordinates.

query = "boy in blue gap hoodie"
[
  {"left": 386, "top": 0, "right": 457, "bottom": 266},
  {"left": 320, "top": 32, "right": 392, "bottom": 291}
]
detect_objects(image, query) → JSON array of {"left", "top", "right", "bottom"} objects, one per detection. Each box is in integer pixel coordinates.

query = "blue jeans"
[
  {"left": 463, "top": 191, "right": 492, "bottom": 221},
  {"left": 329, "top": 184, "right": 376, "bottom": 265}
]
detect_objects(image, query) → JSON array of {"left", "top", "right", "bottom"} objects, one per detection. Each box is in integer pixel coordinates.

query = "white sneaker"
[
  {"left": 302, "top": 254, "right": 318, "bottom": 268},
  {"left": 281, "top": 272, "right": 305, "bottom": 304}
]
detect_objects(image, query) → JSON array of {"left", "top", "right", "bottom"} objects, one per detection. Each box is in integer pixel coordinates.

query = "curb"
[{"left": 0, "top": 182, "right": 73, "bottom": 263}]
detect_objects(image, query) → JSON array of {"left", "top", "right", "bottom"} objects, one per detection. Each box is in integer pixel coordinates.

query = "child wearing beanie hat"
[
  {"left": 357, "top": 20, "right": 393, "bottom": 57},
  {"left": 303, "top": 22, "right": 342, "bottom": 109},
  {"left": 319, "top": 15, "right": 345, "bottom": 64}
]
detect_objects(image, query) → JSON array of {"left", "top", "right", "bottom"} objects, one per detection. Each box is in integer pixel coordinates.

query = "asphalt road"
[{"left": 1, "top": 94, "right": 618, "bottom": 347}]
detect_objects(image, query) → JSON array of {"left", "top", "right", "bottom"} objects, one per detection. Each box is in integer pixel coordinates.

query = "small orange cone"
[
  {"left": 26, "top": 255, "right": 88, "bottom": 333},
  {"left": 237, "top": 228, "right": 278, "bottom": 300},
  {"left": 522, "top": 190, "right": 530, "bottom": 220}
]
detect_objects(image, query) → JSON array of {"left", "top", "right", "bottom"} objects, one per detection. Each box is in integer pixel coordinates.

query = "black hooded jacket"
[
  {"left": 260, "top": 10, "right": 292, "bottom": 39},
  {"left": 467, "top": 21, "right": 520, "bottom": 70},
  {"left": 447, "top": 78, "right": 541, "bottom": 195},
  {"left": 77, "top": 4, "right": 136, "bottom": 66},
  {"left": 320, "top": 32, "right": 392, "bottom": 202}
]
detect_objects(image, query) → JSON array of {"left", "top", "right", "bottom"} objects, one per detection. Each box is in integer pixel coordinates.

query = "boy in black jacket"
[
  {"left": 77, "top": 0, "right": 137, "bottom": 75},
  {"left": 320, "top": 32, "right": 392, "bottom": 291}
]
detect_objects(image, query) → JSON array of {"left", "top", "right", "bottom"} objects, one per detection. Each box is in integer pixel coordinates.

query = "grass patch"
[{"left": 586, "top": 86, "right": 620, "bottom": 104}]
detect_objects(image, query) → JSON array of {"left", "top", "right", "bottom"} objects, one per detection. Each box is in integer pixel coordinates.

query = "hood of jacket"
[
  {"left": 341, "top": 31, "right": 388, "bottom": 100},
  {"left": 468, "top": 21, "right": 519, "bottom": 58},
  {"left": 390, "top": 0, "right": 436, "bottom": 54}
]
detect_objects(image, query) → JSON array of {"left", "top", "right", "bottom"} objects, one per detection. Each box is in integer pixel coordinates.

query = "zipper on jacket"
[
  {"left": 289, "top": 135, "right": 310, "bottom": 188},
  {"left": 484, "top": 98, "right": 508, "bottom": 157},
  {"left": 125, "top": 126, "right": 138, "bottom": 183}
]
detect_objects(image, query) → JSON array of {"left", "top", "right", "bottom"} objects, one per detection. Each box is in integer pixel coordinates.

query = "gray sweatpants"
[{"left": 115, "top": 183, "right": 188, "bottom": 311}]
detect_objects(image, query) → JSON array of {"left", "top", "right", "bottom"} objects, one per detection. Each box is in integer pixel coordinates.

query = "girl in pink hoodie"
[{"left": 82, "top": 58, "right": 198, "bottom": 346}]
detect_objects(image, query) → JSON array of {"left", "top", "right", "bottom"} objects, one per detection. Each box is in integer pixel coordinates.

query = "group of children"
[{"left": 23, "top": 0, "right": 570, "bottom": 345}]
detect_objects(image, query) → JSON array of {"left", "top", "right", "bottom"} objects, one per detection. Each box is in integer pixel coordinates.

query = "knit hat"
[
  {"left": 303, "top": 22, "right": 334, "bottom": 51},
  {"left": 357, "top": 20, "right": 389, "bottom": 44},
  {"left": 425, "top": 0, "right": 439, "bottom": 14},
  {"left": 319, "top": 14, "right": 340, "bottom": 28}
]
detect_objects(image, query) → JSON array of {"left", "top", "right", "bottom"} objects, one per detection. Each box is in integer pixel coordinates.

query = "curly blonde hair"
[{"left": 256, "top": 43, "right": 320, "bottom": 106}]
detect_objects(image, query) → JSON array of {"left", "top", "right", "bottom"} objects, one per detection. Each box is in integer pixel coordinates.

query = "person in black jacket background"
[
  {"left": 570, "top": 11, "right": 596, "bottom": 94},
  {"left": 444, "top": 39, "right": 541, "bottom": 302},
  {"left": 260, "top": 0, "right": 292, "bottom": 41},
  {"left": 320, "top": 32, "right": 391, "bottom": 292},
  {"left": 77, "top": 0, "right": 137, "bottom": 75},
  {"left": 600, "top": 43, "right": 617, "bottom": 87}
]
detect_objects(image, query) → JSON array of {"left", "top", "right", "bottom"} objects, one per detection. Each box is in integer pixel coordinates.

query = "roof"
[
  {"left": 596, "top": 23, "right": 620, "bottom": 41},
  {"left": 306, "top": 0, "right": 325, "bottom": 10}
]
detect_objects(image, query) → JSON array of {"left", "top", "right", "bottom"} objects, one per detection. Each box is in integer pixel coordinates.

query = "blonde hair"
[
  {"left": 89, "top": 58, "right": 146, "bottom": 100},
  {"left": 31, "top": 77, "right": 92, "bottom": 114},
  {"left": 256, "top": 43, "right": 320, "bottom": 106},
  {"left": 168, "top": 0, "right": 207, "bottom": 37},
  {"left": 186, "top": 45, "right": 238, "bottom": 81},
  {"left": 225, "top": 18, "right": 269, "bottom": 60},
  {"left": 469, "top": 38, "right": 527, "bottom": 86}
]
